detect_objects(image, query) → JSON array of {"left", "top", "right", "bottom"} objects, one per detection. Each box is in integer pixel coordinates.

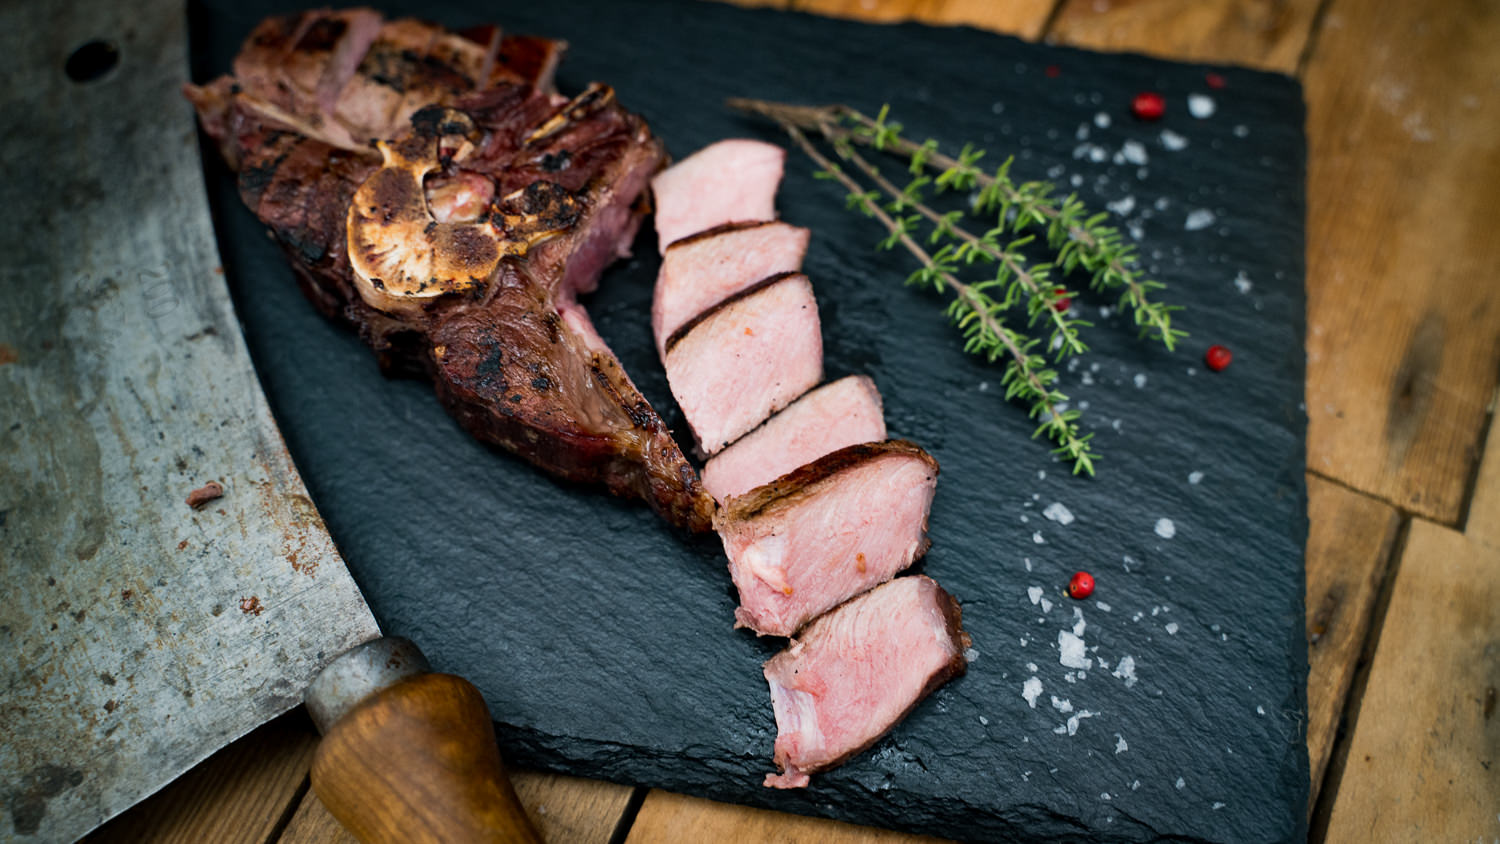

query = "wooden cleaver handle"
[{"left": 306, "top": 639, "right": 542, "bottom": 843}]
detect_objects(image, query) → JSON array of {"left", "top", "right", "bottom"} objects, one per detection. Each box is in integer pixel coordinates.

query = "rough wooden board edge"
[
  {"left": 1319, "top": 520, "right": 1500, "bottom": 841},
  {"left": 625, "top": 789, "right": 955, "bottom": 843},
  {"left": 793, "top": 0, "right": 1059, "bottom": 40},
  {"left": 1301, "top": 0, "right": 1500, "bottom": 524},
  {"left": 1302, "top": 474, "right": 1402, "bottom": 802},
  {"left": 86, "top": 712, "right": 318, "bottom": 844},
  {"left": 1045, "top": 0, "right": 1324, "bottom": 73},
  {"left": 275, "top": 770, "right": 635, "bottom": 844}
]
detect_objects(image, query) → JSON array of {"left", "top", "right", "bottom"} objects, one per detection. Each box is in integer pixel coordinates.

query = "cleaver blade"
[{"left": 2, "top": 1, "right": 412, "bottom": 840}]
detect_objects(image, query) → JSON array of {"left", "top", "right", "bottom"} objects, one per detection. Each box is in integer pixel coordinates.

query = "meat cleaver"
[{"left": 0, "top": 1, "right": 538, "bottom": 841}]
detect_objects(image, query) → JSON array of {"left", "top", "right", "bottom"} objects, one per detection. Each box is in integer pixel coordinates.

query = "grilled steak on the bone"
[{"left": 187, "top": 9, "right": 713, "bottom": 531}]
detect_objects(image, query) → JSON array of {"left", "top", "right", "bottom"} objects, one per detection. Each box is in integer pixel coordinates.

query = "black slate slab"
[{"left": 190, "top": 1, "right": 1309, "bottom": 840}]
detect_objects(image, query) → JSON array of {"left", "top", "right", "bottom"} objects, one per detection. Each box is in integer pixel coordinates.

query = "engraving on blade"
[{"left": 0, "top": 2, "right": 379, "bottom": 840}]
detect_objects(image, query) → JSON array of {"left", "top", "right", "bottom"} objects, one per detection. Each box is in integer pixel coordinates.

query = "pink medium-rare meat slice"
[
  {"left": 652, "top": 220, "right": 810, "bottom": 356},
  {"left": 663, "top": 272, "right": 822, "bottom": 456},
  {"left": 716, "top": 440, "right": 939, "bottom": 637},
  {"left": 702, "top": 375, "right": 886, "bottom": 502},
  {"left": 650, "top": 139, "right": 786, "bottom": 252},
  {"left": 762, "top": 575, "right": 971, "bottom": 789}
]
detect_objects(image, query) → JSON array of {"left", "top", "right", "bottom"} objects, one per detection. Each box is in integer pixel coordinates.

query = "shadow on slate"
[{"left": 189, "top": 1, "right": 1309, "bottom": 841}]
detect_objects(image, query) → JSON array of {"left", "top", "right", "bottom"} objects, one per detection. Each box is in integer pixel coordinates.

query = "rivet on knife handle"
[{"left": 305, "top": 637, "right": 542, "bottom": 843}]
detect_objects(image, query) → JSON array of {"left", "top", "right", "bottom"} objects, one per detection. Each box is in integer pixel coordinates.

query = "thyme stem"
[
  {"left": 775, "top": 120, "right": 1096, "bottom": 474},
  {"left": 817, "top": 121, "right": 1086, "bottom": 358}
]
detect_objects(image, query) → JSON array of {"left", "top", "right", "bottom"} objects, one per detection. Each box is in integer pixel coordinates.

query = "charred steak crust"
[
  {"left": 662, "top": 270, "right": 804, "bottom": 355},
  {"left": 187, "top": 9, "right": 713, "bottom": 532},
  {"left": 717, "top": 440, "right": 940, "bottom": 522},
  {"left": 660, "top": 218, "right": 779, "bottom": 252}
]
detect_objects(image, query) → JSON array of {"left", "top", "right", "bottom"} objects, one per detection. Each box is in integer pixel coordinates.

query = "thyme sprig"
[
  {"left": 729, "top": 98, "right": 1185, "bottom": 351},
  {"left": 779, "top": 122, "right": 1096, "bottom": 474}
]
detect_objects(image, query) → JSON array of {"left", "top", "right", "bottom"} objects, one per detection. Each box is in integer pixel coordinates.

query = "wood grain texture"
[
  {"left": 625, "top": 789, "right": 952, "bottom": 844},
  {"left": 1464, "top": 412, "right": 1500, "bottom": 547},
  {"left": 1302, "top": 0, "right": 1500, "bottom": 524},
  {"left": 1302, "top": 475, "right": 1401, "bottom": 800},
  {"left": 1322, "top": 519, "right": 1500, "bottom": 841},
  {"left": 793, "top": 0, "right": 1058, "bottom": 39},
  {"left": 278, "top": 772, "right": 633, "bottom": 844},
  {"left": 88, "top": 712, "right": 317, "bottom": 843},
  {"left": 1046, "top": 0, "right": 1322, "bottom": 72},
  {"left": 310, "top": 673, "right": 539, "bottom": 844}
]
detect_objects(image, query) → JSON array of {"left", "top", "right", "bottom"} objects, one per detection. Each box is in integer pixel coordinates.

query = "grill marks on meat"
[
  {"left": 701, "top": 375, "right": 886, "bottom": 502},
  {"left": 652, "top": 220, "right": 810, "bottom": 357},
  {"left": 716, "top": 441, "right": 939, "bottom": 637},
  {"left": 187, "top": 9, "right": 713, "bottom": 531},
  {"left": 762, "top": 576, "right": 970, "bottom": 789}
]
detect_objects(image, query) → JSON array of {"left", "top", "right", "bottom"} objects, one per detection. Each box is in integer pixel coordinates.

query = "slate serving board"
[{"left": 191, "top": 1, "right": 1309, "bottom": 840}]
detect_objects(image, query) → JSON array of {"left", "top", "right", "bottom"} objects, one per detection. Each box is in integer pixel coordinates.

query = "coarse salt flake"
[
  {"left": 1043, "top": 502, "right": 1076, "bottom": 525},
  {"left": 1023, "top": 676, "right": 1043, "bottom": 708},
  {"left": 1189, "top": 471, "right": 1204, "bottom": 484},
  {"left": 1058, "top": 631, "right": 1092, "bottom": 670},
  {"left": 1188, "top": 94, "right": 1216, "bottom": 118},
  {"left": 1185, "top": 209, "right": 1217, "bottom": 231},
  {"left": 1155, "top": 517, "right": 1177, "bottom": 539},
  {"left": 1028, "top": 586, "right": 1044, "bottom": 605},
  {"left": 1113, "top": 655, "right": 1138, "bottom": 687}
]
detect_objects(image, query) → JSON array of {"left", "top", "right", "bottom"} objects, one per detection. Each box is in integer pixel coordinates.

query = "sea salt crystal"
[
  {"left": 1188, "top": 94, "right": 1216, "bottom": 118},
  {"left": 1062, "top": 710, "right": 1095, "bottom": 736},
  {"left": 1058, "top": 631, "right": 1092, "bottom": 670},
  {"left": 1023, "top": 676, "right": 1044, "bottom": 708},
  {"left": 1234, "top": 271, "right": 1253, "bottom": 293},
  {"left": 1076, "top": 123, "right": 1091, "bottom": 141},
  {"left": 1072, "top": 608, "right": 1087, "bottom": 637},
  {"left": 1185, "top": 208, "right": 1217, "bottom": 231},
  {"left": 1097, "top": 602, "right": 1111, "bottom": 612},
  {"left": 1121, "top": 140, "right": 1149, "bottom": 165},
  {"left": 1176, "top": 777, "right": 1186, "bottom": 790},
  {"left": 1033, "top": 531, "right": 1046, "bottom": 544},
  {"left": 1094, "top": 112, "right": 1111, "bottom": 128},
  {"left": 1040, "top": 598, "right": 1054, "bottom": 613},
  {"left": 1107, "top": 195, "right": 1136, "bottom": 216},
  {"left": 1189, "top": 471, "right": 1204, "bottom": 484},
  {"left": 964, "top": 647, "right": 980, "bottom": 662},
  {"left": 1165, "top": 622, "right": 1180, "bottom": 635},
  {"left": 1028, "top": 586, "right": 1044, "bottom": 605},
  {"left": 1256, "top": 705, "right": 1266, "bottom": 715},
  {"left": 1113, "top": 655, "right": 1138, "bottom": 687},
  {"left": 1027, "top": 662, "right": 1039, "bottom": 673},
  {"left": 1155, "top": 517, "right": 1177, "bottom": 539},
  {"left": 1043, "top": 502, "right": 1075, "bottom": 525},
  {"left": 1133, "top": 373, "right": 1148, "bottom": 388},
  {"left": 1160, "top": 129, "right": 1189, "bottom": 151},
  {"left": 1089, "top": 146, "right": 1108, "bottom": 163},
  {"left": 1212, "top": 802, "right": 1226, "bottom": 810},
  {"left": 1051, "top": 695, "right": 1074, "bottom": 713},
  {"left": 1038, "top": 469, "right": 1048, "bottom": 481},
  {"left": 1115, "top": 734, "right": 1129, "bottom": 754},
  {"left": 979, "top": 715, "right": 989, "bottom": 725},
  {"left": 1234, "top": 124, "right": 1250, "bottom": 138}
]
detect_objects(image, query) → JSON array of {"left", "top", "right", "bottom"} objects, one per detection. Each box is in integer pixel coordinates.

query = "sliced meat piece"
[
  {"left": 650, "top": 139, "right": 785, "bottom": 252},
  {"left": 702, "top": 375, "right": 885, "bottom": 502},
  {"left": 716, "top": 440, "right": 939, "bottom": 637},
  {"left": 762, "top": 575, "right": 970, "bottom": 789},
  {"left": 652, "top": 220, "right": 810, "bottom": 356},
  {"left": 663, "top": 272, "right": 822, "bottom": 456}
]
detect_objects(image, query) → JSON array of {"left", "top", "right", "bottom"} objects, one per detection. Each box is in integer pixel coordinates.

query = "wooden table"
[{"left": 93, "top": 0, "right": 1500, "bottom": 841}]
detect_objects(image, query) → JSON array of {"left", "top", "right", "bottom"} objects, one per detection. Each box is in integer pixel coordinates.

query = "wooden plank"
[
  {"left": 1046, "top": 0, "right": 1322, "bottom": 73},
  {"left": 792, "top": 0, "right": 1059, "bottom": 40},
  {"left": 1302, "top": 474, "right": 1401, "bottom": 800},
  {"left": 87, "top": 712, "right": 317, "bottom": 843},
  {"left": 1463, "top": 410, "right": 1500, "bottom": 547},
  {"left": 1322, "top": 519, "right": 1500, "bottom": 840},
  {"left": 626, "top": 789, "right": 952, "bottom": 843},
  {"left": 275, "top": 771, "right": 635, "bottom": 844},
  {"left": 1299, "top": 0, "right": 1500, "bottom": 524}
]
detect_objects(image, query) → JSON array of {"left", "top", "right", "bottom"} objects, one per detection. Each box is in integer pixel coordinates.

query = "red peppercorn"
[
  {"left": 1067, "top": 571, "right": 1095, "bottom": 600},
  {"left": 1052, "top": 286, "right": 1072, "bottom": 312},
  {"left": 1131, "top": 92, "right": 1166, "bottom": 121},
  {"left": 1205, "top": 72, "right": 1227, "bottom": 90},
  {"left": 1205, "top": 344, "right": 1233, "bottom": 371},
  {"left": 1045, "top": 64, "right": 1062, "bottom": 79}
]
